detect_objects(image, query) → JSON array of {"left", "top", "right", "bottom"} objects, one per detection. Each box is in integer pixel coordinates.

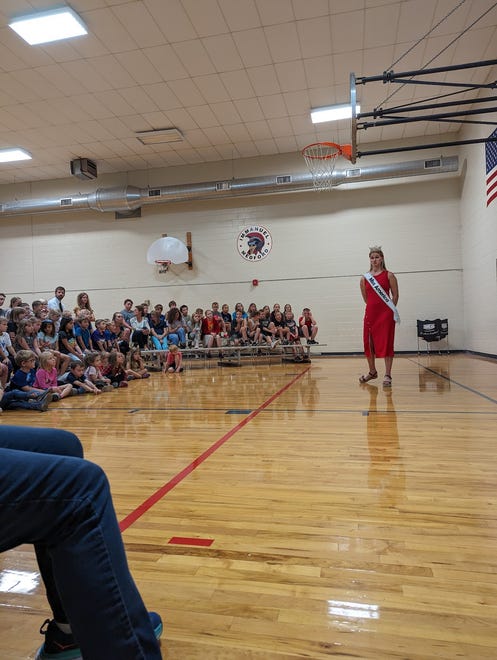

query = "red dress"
[{"left": 363, "top": 270, "right": 395, "bottom": 358}]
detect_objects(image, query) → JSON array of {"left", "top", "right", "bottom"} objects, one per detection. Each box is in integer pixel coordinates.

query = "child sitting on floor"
[
  {"left": 127, "top": 347, "right": 151, "bottom": 379},
  {"left": 65, "top": 361, "right": 101, "bottom": 395},
  {"left": 34, "top": 351, "right": 73, "bottom": 400},
  {"left": 84, "top": 352, "right": 114, "bottom": 391},
  {"left": 163, "top": 344, "right": 183, "bottom": 373},
  {"left": 103, "top": 351, "right": 128, "bottom": 388}
]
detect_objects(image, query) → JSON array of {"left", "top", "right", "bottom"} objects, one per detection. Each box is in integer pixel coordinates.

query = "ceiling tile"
[
  {"left": 223, "top": 123, "right": 253, "bottom": 142},
  {"left": 297, "top": 16, "right": 332, "bottom": 58},
  {"left": 247, "top": 65, "right": 281, "bottom": 96},
  {"left": 283, "top": 90, "right": 311, "bottom": 114},
  {"left": 172, "top": 40, "right": 217, "bottom": 76},
  {"left": 329, "top": 0, "right": 365, "bottom": 13},
  {"left": 202, "top": 34, "right": 244, "bottom": 72},
  {"left": 258, "top": 93, "right": 288, "bottom": 118},
  {"left": 292, "top": 0, "right": 329, "bottom": 20},
  {"left": 267, "top": 116, "right": 293, "bottom": 136},
  {"left": 255, "top": 0, "right": 295, "bottom": 26},
  {"left": 119, "top": 86, "right": 159, "bottom": 114},
  {"left": 220, "top": 70, "right": 255, "bottom": 99},
  {"left": 87, "top": 55, "right": 136, "bottom": 89},
  {"left": 255, "top": 137, "right": 278, "bottom": 154},
  {"left": 142, "top": 82, "right": 182, "bottom": 111},
  {"left": 304, "top": 56, "right": 334, "bottom": 88},
  {"left": 188, "top": 105, "right": 221, "bottom": 128},
  {"left": 218, "top": 0, "right": 261, "bottom": 31},
  {"left": 168, "top": 79, "right": 206, "bottom": 106},
  {"left": 203, "top": 126, "right": 231, "bottom": 143},
  {"left": 84, "top": 8, "right": 140, "bottom": 52},
  {"left": 60, "top": 60, "right": 113, "bottom": 93},
  {"left": 210, "top": 101, "right": 243, "bottom": 125},
  {"left": 182, "top": 0, "right": 230, "bottom": 36},
  {"left": 364, "top": 4, "right": 401, "bottom": 49},
  {"left": 112, "top": 1, "right": 165, "bottom": 47},
  {"left": 232, "top": 29, "right": 272, "bottom": 67},
  {"left": 234, "top": 98, "right": 264, "bottom": 122},
  {"left": 165, "top": 108, "right": 199, "bottom": 130},
  {"left": 185, "top": 128, "right": 212, "bottom": 147},
  {"left": 331, "top": 10, "right": 364, "bottom": 54},
  {"left": 275, "top": 60, "right": 307, "bottom": 91},
  {"left": 94, "top": 90, "right": 138, "bottom": 116},
  {"left": 115, "top": 50, "right": 163, "bottom": 85},
  {"left": 194, "top": 74, "right": 231, "bottom": 103},
  {"left": 264, "top": 22, "right": 302, "bottom": 62},
  {"left": 144, "top": 45, "right": 189, "bottom": 81},
  {"left": 144, "top": 0, "right": 197, "bottom": 42},
  {"left": 274, "top": 135, "right": 298, "bottom": 152},
  {"left": 245, "top": 119, "right": 272, "bottom": 140}
]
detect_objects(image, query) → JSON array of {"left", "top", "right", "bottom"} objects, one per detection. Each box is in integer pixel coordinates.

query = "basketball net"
[
  {"left": 155, "top": 260, "right": 171, "bottom": 274},
  {"left": 302, "top": 142, "right": 352, "bottom": 192}
]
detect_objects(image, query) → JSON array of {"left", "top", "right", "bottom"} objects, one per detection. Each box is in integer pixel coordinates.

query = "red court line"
[
  {"left": 168, "top": 537, "right": 214, "bottom": 547},
  {"left": 119, "top": 366, "right": 310, "bottom": 532}
]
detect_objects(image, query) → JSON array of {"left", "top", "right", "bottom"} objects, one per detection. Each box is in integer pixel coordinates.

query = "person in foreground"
[
  {"left": 359, "top": 246, "right": 399, "bottom": 387},
  {"left": 0, "top": 425, "right": 163, "bottom": 659}
]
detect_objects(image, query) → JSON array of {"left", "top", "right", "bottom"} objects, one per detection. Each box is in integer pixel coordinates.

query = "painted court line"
[
  {"left": 411, "top": 358, "right": 497, "bottom": 405},
  {"left": 119, "top": 366, "right": 311, "bottom": 532}
]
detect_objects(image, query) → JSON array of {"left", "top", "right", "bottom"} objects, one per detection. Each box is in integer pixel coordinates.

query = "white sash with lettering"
[{"left": 364, "top": 271, "right": 400, "bottom": 324}]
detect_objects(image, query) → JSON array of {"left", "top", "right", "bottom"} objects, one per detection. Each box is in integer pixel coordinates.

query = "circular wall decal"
[{"left": 237, "top": 225, "right": 272, "bottom": 261}]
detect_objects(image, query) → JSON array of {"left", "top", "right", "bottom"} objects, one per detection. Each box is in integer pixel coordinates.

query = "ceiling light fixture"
[
  {"left": 9, "top": 7, "right": 87, "bottom": 45},
  {"left": 311, "top": 103, "right": 361, "bottom": 124},
  {"left": 136, "top": 128, "right": 184, "bottom": 145},
  {"left": 0, "top": 148, "right": 32, "bottom": 163}
]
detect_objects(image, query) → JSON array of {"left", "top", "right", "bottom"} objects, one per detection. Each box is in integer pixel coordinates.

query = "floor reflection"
[
  {"left": 362, "top": 384, "right": 406, "bottom": 505},
  {"left": 418, "top": 356, "right": 451, "bottom": 393}
]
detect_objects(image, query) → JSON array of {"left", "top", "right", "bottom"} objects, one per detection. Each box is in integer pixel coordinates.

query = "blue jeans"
[
  {"left": 151, "top": 336, "right": 168, "bottom": 350},
  {"left": 0, "top": 426, "right": 161, "bottom": 659},
  {"left": 167, "top": 328, "right": 186, "bottom": 346}
]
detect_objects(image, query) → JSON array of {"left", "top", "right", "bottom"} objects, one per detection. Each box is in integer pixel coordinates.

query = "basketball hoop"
[
  {"left": 155, "top": 259, "right": 171, "bottom": 274},
  {"left": 302, "top": 142, "right": 353, "bottom": 191}
]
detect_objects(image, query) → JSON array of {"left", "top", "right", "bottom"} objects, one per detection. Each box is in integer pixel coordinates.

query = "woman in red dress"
[{"left": 359, "top": 247, "right": 399, "bottom": 386}]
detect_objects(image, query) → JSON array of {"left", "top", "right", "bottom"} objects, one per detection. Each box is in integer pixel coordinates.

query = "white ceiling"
[{"left": 0, "top": 0, "right": 495, "bottom": 185}]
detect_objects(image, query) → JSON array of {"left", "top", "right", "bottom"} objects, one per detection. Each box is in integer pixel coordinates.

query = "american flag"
[{"left": 486, "top": 127, "right": 497, "bottom": 207}]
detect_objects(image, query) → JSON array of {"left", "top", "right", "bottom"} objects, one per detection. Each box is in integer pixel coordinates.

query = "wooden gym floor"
[{"left": 1, "top": 353, "right": 497, "bottom": 659}]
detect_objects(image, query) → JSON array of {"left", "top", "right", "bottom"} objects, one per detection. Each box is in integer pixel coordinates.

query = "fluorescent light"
[
  {"left": 311, "top": 103, "right": 361, "bottom": 124},
  {"left": 136, "top": 128, "right": 184, "bottom": 145},
  {"left": 0, "top": 148, "right": 32, "bottom": 163},
  {"left": 9, "top": 7, "right": 87, "bottom": 45}
]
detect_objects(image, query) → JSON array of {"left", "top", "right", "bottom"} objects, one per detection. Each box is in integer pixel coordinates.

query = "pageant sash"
[{"left": 364, "top": 272, "right": 400, "bottom": 324}]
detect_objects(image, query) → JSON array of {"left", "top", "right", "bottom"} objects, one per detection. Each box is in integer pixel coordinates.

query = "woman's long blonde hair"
[{"left": 369, "top": 246, "right": 386, "bottom": 270}]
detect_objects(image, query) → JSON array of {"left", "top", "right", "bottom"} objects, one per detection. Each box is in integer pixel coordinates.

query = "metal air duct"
[{"left": 0, "top": 156, "right": 458, "bottom": 217}]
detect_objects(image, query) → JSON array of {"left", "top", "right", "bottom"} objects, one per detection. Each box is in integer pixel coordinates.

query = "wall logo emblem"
[{"left": 237, "top": 225, "right": 272, "bottom": 261}]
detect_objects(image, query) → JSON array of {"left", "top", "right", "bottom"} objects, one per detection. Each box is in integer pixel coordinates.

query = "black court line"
[
  {"left": 46, "top": 405, "right": 497, "bottom": 415},
  {"left": 409, "top": 357, "right": 497, "bottom": 405}
]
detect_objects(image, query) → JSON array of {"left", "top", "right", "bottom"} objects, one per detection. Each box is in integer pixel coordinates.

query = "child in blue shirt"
[{"left": 9, "top": 350, "right": 45, "bottom": 394}]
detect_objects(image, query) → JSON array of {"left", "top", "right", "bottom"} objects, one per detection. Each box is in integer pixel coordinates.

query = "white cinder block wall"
[
  {"left": 0, "top": 148, "right": 464, "bottom": 352},
  {"left": 459, "top": 110, "right": 497, "bottom": 356}
]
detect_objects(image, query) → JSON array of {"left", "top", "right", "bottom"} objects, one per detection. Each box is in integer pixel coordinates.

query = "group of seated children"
[
  {"left": 0, "top": 319, "right": 155, "bottom": 412},
  {"left": 0, "top": 293, "right": 320, "bottom": 412}
]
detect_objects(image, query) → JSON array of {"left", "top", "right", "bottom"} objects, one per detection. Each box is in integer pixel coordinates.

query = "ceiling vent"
[
  {"left": 70, "top": 158, "right": 97, "bottom": 180},
  {"left": 136, "top": 128, "right": 183, "bottom": 145}
]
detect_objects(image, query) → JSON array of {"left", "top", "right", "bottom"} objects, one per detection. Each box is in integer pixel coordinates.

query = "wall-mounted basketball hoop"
[
  {"left": 302, "top": 142, "right": 353, "bottom": 191},
  {"left": 146, "top": 233, "right": 193, "bottom": 274}
]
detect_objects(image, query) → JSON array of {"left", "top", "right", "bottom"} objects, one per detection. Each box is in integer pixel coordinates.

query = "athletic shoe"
[
  {"left": 35, "top": 619, "right": 80, "bottom": 660},
  {"left": 101, "top": 385, "right": 115, "bottom": 392},
  {"left": 270, "top": 339, "right": 280, "bottom": 349},
  {"left": 35, "top": 612, "right": 163, "bottom": 659}
]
